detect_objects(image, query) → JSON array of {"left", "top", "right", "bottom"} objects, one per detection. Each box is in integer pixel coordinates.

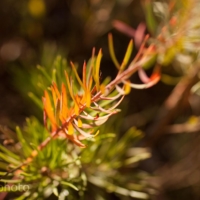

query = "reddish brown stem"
[{"left": 146, "top": 63, "right": 200, "bottom": 147}]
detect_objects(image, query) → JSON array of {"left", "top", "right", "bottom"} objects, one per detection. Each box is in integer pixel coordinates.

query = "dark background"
[{"left": 0, "top": 0, "right": 200, "bottom": 199}]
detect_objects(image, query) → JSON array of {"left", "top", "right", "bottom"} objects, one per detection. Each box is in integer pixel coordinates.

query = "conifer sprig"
[
  {"left": 6, "top": 0, "right": 199, "bottom": 179},
  {"left": 43, "top": 36, "right": 160, "bottom": 145},
  {"left": 6, "top": 33, "right": 160, "bottom": 175}
]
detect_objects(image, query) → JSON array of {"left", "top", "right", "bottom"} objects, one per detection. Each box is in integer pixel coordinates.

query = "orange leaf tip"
[
  {"left": 74, "top": 103, "right": 79, "bottom": 115},
  {"left": 86, "top": 92, "right": 91, "bottom": 107},
  {"left": 68, "top": 122, "right": 74, "bottom": 135},
  {"left": 94, "top": 130, "right": 100, "bottom": 137},
  {"left": 78, "top": 118, "right": 83, "bottom": 128}
]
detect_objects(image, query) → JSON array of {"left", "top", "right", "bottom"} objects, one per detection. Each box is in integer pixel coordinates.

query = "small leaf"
[
  {"left": 162, "top": 46, "right": 177, "bottom": 66},
  {"left": 138, "top": 68, "right": 150, "bottom": 83},
  {"left": 37, "top": 65, "right": 52, "bottom": 83},
  {"left": 44, "top": 91, "right": 57, "bottom": 130},
  {"left": 0, "top": 144, "right": 19, "bottom": 160},
  {"left": 143, "top": 0, "right": 157, "bottom": 35},
  {"left": 74, "top": 102, "right": 79, "bottom": 115},
  {"left": 161, "top": 74, "right": 181, "bottom": 85},
  {"left": 88, "top": 76, "right": 93, "bottom": 91},
  {"left": 120, "top": 40, "right": 133, "bottom": 71},
  {"left": 68, "top": 122, "right": 74, "bottom": 135},
  {"left": 55, "top": 99, "right": 61, "bottom": 125},
  {"left": 78, "top": 118, "right": 83, "bottom": 128},
  {"left": 82, "top": 61, "right": 87, "bottom": 89},
  {"left": 73, "top": 124, "right": 93, "bottom": 138},
  {"left": 60, "top": 83, "right": 68, "bottom": 120},
  {"left": 70, "top": 61, "right": 84, "bottom": 89},
  {"left": 85, "top": 90, "right": 91, "bottom": 107},
  {"left": 124, "top": 80, "right": 131, "bottom": 94},
  {"left": 52, "top": 82, "right": 61, "bottom": 99},
  {"left": 51, "top": 86, "right": 57, "bottom": 107},
  {"left": 0, "top": 179, "right": 22, "bottom": 184},
  {"left": 59, "top": 189, "right": 69, "bottom": 200},
  {"left": 108, "top": 33, "right": 120, "bottom": 69},
  {"left": 28, "top": 92, "right": 43, "bottom": 109},
  {"left": 94, "top": 49, "right": 103, "bottom": 91},
  {"left": 0, "top": 152, "right": 20, "bottom": 165},
  {"left": 0, "top": 172, "right": 8, "bottom": 176},
  {"left": 65, "top": 72, "right": 75, "bottom": 102},
  {"left": 61, "top": 181, "right": 79, "bottom": 191},
  {"left": 16, "top": 126, "right": 32, "bottom": 156},
  {"left": 53, "top": 187, "right": 59, "bottom": 196}
]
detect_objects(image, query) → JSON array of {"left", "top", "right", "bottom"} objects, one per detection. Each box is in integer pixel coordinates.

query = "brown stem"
[{"left": 146, "top": 63, "right": 200, "bottom": 147}]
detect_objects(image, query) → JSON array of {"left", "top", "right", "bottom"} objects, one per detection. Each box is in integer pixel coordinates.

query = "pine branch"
[
  {"left": 41, "top": 39, "right": 159, "bottom": 142},
  {"left": 6, "top": 34, "right": 160, "bottom": 175}
]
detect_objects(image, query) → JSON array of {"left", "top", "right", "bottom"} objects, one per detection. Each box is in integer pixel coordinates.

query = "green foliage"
[
  {"left": 0, "top": 108, "right": 151, "bottom": 200},
  {"left": 13, "top": 53, "right": 73, "bottom": 109},
  {"left": 82, "top": 126, "right": 151, "bottom": 199},
  {"left": 142, "top": 0, "right": 158, "bottom": 35},
  {"left": 0, "top": 113, "right": 151, "bottom": 199},
  {"left": 0, "top": 117, "right": 85, "bottom": 199}
]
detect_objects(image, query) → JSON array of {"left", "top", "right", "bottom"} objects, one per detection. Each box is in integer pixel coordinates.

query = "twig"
[{"left": 146, "top": 63, "right": 200, "bottom": 147}]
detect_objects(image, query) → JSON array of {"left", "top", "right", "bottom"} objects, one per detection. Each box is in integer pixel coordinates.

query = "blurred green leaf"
[
  {"left": 143, "top": 0, "right": 157, "bottom": 35},
  {"left": 61, "top": 181, "right": 79, "bottom": 191}
]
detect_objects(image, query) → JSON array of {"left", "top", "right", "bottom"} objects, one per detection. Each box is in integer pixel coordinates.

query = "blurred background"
[
  {"left": 0, "top": 0, "right": 200, "bottom": 199},
  {"left": 0, "top": 0, "right": 146, "bottom": 125}
]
